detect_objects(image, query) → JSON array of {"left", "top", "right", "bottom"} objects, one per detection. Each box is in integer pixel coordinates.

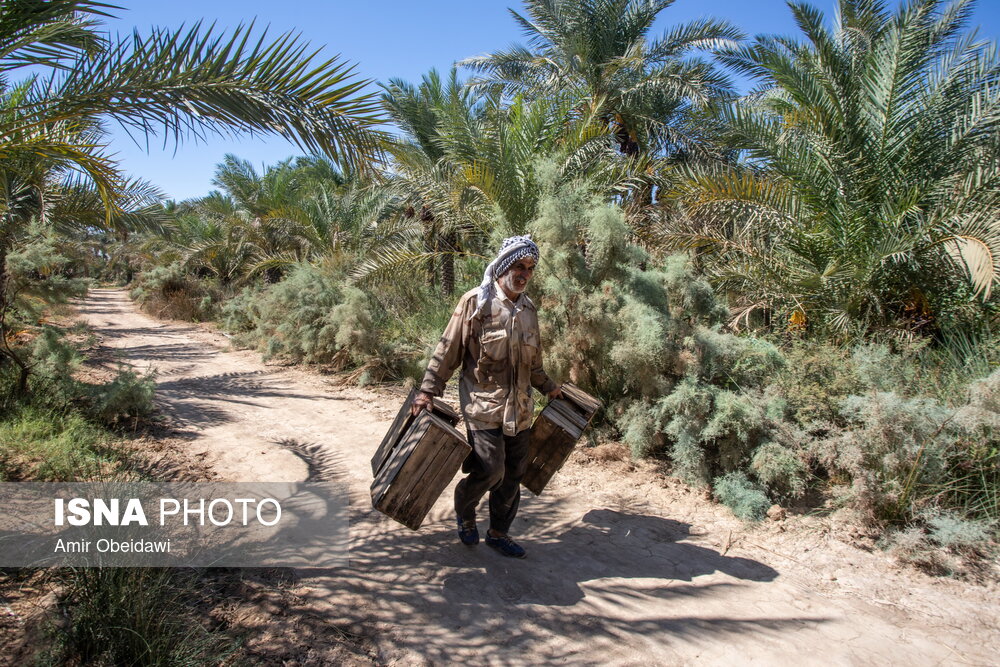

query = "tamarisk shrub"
[
  {"left": 224, "top": 263, "right": 377, "bottom": 368},
  {"left": 129, "top": 262, "right": 220, "bottom": 322},
  {"left": 528, "top": 172, "right": 792, "bottom": 492}
]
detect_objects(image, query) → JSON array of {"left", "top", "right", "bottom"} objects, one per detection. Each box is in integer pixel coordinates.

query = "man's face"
[{"left": 500, "top": 257, "right": 536, "bottom": 296}]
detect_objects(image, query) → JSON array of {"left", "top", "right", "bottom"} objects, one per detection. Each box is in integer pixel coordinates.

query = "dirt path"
[{"left": 75, "top": 288, "right": 999, "bottom": 665}]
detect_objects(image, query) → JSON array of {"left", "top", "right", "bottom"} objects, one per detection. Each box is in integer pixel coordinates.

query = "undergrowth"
[
  {"left": 0, "top": 404, "right": 119, "bottom": 481},
  {"left": 37, "top": 568, "right": 239, "bottom": 667},
  {"left": 130, "top": 262, "right": 221, "bottom": 322},
  {"left": 1, "top": 326, "right": 241, "bottom": 663},
  {"left": 221, "top": 263, "right": 378, "bottom": 369},
  {"left": 0, "top": 329, "right": 154, "bottom": 481}
]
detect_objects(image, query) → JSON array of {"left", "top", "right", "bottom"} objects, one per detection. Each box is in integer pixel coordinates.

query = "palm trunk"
[
  {"left": 614, "top": 116, "right": 640, "bottom": 157},
  {"left": 440, "top": 231, "right": 456, "bottom": 297},
  {"left": 420, "top": 205, "right": 437, "bottom": 290},
  {"left": 0, "top": 247, "right": 30, "bottom": 395}
]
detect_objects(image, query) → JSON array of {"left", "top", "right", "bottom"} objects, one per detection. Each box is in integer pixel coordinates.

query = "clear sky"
[{"left": 96, "top": 0, "right": 1000, "bottom": 202}]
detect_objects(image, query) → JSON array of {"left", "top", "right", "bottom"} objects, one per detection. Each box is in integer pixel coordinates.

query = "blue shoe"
[
  {"left": 485, "top": 532, "right": 526, "bottom": 558},
  {"left": 457, "top": 515, "right": 479, "bottom": 546}
]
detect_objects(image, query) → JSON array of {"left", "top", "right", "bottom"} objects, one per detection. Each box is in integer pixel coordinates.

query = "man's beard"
[{"left": 500, "top": 271, "right": 527, "bottom": 294}]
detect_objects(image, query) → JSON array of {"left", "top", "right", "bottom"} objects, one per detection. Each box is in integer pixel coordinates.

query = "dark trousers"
[{"left": 454, "top": 428, "right": 530, "bottom": 534}]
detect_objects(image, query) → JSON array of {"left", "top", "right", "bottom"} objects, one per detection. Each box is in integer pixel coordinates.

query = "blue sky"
[{"left": 99, "top": 0, "right": 1000, "bottom": 201}]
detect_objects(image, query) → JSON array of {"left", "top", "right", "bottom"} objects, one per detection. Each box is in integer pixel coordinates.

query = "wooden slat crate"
[
  {"left": 522, "top": 383, "right": 602, "bottom": 496},
  {"left": 371, "top": 389, "right": 459, "bottom": 476},
  {"left": 370, "top": 391, "right": 469, "bottom": 530}
]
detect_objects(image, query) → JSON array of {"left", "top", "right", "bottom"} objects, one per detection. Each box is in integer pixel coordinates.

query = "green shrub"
[
  {"left": 925, "top": 511, "right": 992, "bottom": 551},
  {"left": 85, "top": 368, "right": 157, "bottom": 425},
  {"left": 775, "top": 342, "right": 864, "bottom": 427},
  {"left": 751, "top": 441, "right": 809, "bottom": 499},
  {"left": 849, "top": 333, "right": 1000, "bottom": 406},
  {"left": 947, "top": 369, "right": 1000, "bottom": 520},
  {"left": 620, "top": 399, "right": 664, "bottom": 459},
  {"left": 28, "top": 326, "right": 84, "bottom": 404},
  {"left": 656, "top": 383, "right": 776, "bottom": 484},
  {"left": 850, "top": 343, "right": 920, "bottom": 393},
  {"left": 763, "top": 336, "right": 999, "bottom": 528},
  {"left": 693, "top": 327, "right": 785, "bottom": 388},
  {"left": 811, "top": 391, "right": 954, "bottom": 523},
  {"left": 529, "top": 173, "right": 787, "bottom": 487},
  {"left": 809, "top": 372, "right": 1000, "bottom": 525},
  {"left": 0, "top": 231, "right": 88, "bottom": 396},
  {"left": 20, "top": 327, "right": 156, "bottom": 426},
  {"left": 713, "top": 471, "right": 771, "bottom": 521},
  {"left": 4, "top": 233, "right": 89, "bottom": 323},
  {"left": 236, "top": 263, "right": 378, "bottom": 367},
  {"left": 220, "top": 283, "right": 265, "bottom": 343},
  {"left": 530, "top": 173, "right": 676, "bottom": 400},
  {"left": 886, "top": 511, "right": 996, "bottom": 577},
  {"left": 130, "top": 262, "right": 220, "bottom": 321}
]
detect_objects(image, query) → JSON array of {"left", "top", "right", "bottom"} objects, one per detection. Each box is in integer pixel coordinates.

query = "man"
[{"left": 412, "top": 235, "right": 561, "bottom": 558}]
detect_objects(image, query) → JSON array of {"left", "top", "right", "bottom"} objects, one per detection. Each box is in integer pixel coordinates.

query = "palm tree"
[
  {"left": 378, "top": 67, "right": 650, "bottom": 294},
  {"left": 0, "top": 1, "right": 383, "bottom": 392},
  {"left": 668, "top": 0, "right": 1000, "bottom": 337},
  {"left": 164, "top": 154, "right": 402, "bottom": 287},
  {"left": 169, "top": 192, "right": 260, "bottom": 286},
  {"left": 380, "top": 69, "right": 491, "bottom": 295},
  {"left": 460, "top": 0, "right": 742, "bottom": 159},
  {"left": 0, "top": 4, "right": 382, "bottom": 213}
]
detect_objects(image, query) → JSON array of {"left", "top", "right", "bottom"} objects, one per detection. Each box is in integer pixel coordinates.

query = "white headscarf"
[{"left": 469, "top": 235, "right": 539, "bottom": 320}]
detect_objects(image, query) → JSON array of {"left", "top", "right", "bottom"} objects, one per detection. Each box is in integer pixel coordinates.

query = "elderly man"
[{"left": 412, "top": 235, "right": 561, "bottom": 558}]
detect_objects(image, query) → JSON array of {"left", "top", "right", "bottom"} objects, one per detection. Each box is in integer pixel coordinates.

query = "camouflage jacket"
[{"left": 420, "top": 284, "right": 556, "bottom": 435}]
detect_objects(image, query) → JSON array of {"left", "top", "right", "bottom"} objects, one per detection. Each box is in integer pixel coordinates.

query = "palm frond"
[
  {"left": 5, "top": 21, "right": 386, "bottom": 170},
  {"left": 0, "top": 0, "right": 113, "bottom": 73}
]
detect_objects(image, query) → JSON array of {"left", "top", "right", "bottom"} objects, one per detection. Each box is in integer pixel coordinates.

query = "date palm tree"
[
  {"left": 379, "top": 68, "right": 486, "bottom": 295},
  {"left": 0, "top": 0, "right": 383, "bottom": 392},
  {"left": 177, "top": 154, "right": 400, "bottom": 284},
  {"left": 460, "top": 0, "right": 742, "bottom": 159},
  {"left": 0, "top": 2, "right": 382, "bottom": 206},
  {"left": 668, "top": 0, "right": 999, "bottom": 338},
  {"left": 375, "top": 67, "right": 649, "bottom": 293}
]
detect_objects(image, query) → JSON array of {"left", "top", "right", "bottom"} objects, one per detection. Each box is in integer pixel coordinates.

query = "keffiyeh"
[{"left": 469, "top": 235, "right": 539, "bottom": 320}]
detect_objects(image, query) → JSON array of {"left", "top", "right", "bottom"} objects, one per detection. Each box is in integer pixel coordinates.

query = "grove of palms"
[{"left": 3, "top": 0, "right": 998, "bottom": 576}]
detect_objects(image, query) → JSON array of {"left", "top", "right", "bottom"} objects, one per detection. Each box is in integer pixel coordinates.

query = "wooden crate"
[
  {"left": 370, "top": 389, "right": 459, "bottom": 476},
  {"left": 522, "top": 383, "right": 602, "bottom": 496},
  {"left": 370, "top": 391, "right": 469, "bottom": 530}
]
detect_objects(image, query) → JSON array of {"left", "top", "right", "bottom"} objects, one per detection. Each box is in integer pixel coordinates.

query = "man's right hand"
[{"left": 411, "top": 390, "right": 434, "bottom": 416}]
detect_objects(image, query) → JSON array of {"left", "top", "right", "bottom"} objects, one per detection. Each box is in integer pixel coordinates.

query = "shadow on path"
[
  {"left": 276, "top": 438, "right": 349, "bottom": 483},
  {"left": 268, "top": 504, "right": 820, "bottom": 664},
  {"left": 154, "top": 371, "right": 325, "bottom": 431}
]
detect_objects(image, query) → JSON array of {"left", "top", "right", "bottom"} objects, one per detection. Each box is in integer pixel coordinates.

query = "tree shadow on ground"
[
  {"left": 100, "top": 341, "right": 217, "bottom": 363},
  {"left": 276, "top": 438, "right": 348, "bottom": 483},
  {"left": 437, "top": 508, "right": 776, "bottom": 607},
  {"left": 212, "top": 432, "right": 824, "bottom": 664},
  {"left": 154, "top": 371, "right": 326, "bottom": 431},
  {"left": 248, "top": 491, "right": 823, "bottom": 664}
]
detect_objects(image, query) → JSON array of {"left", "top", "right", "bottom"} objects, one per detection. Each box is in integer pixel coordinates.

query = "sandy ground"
[{"left": 68, "top": 288, "right": 999, "bottom": 666}]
